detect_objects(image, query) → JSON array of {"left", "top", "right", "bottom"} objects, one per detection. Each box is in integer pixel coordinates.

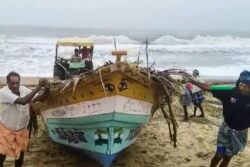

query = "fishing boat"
[{"left": 32, "top": 38, "right": 178, "bottom": 167}]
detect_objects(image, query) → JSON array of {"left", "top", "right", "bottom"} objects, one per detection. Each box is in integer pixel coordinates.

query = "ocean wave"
[
  {"left": 1, "top": 34, "right": 250, "bottom": 77},
  {"left": 152, "top": 35, "right": 250, "bottom": 46},
  {"left": 86, "top": 35, "right": 140, "bottom": 44},
  {"left": 3, "top": 34, "right": 250, "bottom": 46},
  {"left": 4, "top": 36, "right": 56, "bottom": 45},
  {"left": 148, "top": 45, "right": 250, "bottom": 54},
  {"left": 0, "top": 35, "right": 140, "bottom": 45}
]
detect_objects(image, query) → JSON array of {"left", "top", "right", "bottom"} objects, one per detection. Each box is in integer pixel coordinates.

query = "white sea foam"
[
  {"left": 87, "top": 35, "right": 140, "bottom": 44},
  {"left": 0, "top": 35, "right": 249, "bottom": 77},
  {"left": 153, "top": 35, "right": 250, "bottom": 46}
]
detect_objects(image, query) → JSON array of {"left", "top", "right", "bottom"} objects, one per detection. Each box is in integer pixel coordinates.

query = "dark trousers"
[{"left": 0, "top": 152, "right": 24, "bottom": 167}]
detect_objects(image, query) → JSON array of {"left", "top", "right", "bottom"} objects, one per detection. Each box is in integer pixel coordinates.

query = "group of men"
[{"left": 1, "top": 68, "right": 250, "bottom": 167}]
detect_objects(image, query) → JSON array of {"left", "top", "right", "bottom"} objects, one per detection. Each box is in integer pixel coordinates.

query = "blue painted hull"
[
  {"left": 44, "top": 113, "right": 150, "bottom": 166},
  {"left": 46, "top": 118, "right": 146, "bottom": 166},
  {"left": 80, "top": 149, "right": 120, "bottom": 167}
]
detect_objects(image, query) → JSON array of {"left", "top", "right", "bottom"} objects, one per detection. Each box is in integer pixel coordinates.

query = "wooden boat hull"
[
  {"left": 34, "top": 63, "right": 155, "bottom": 166},
  {"left": 41, "top": 92, "right": 152, "bottom": 166}
]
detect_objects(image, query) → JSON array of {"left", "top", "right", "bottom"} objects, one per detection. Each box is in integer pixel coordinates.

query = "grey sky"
[{"left": 0, "top": 0, "right": 250, "bottom": 31}]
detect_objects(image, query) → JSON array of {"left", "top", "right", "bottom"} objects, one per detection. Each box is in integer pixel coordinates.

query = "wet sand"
[{"left": 3, "top": 78, "right": 250, "bottom": 167}]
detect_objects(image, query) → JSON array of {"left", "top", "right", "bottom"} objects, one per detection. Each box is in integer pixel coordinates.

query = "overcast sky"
[{"left": 0, "top": 0, "right": 250, "bottom": 31}]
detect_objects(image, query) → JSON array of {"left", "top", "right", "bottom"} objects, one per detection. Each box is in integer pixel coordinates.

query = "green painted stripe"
[
  {"left": 46, "top": 125, "right": 142, "bottom": 154},
  {"left": 210, "top": 84, "right": 235, "bottom": 91},
  {"left": 46, "top": 113, "right": 150, "bottom": 128}
]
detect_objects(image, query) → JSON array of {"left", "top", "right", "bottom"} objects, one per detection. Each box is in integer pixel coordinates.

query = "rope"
[{"left": 98, "top": 68, "right": 107, "bottom": 96}]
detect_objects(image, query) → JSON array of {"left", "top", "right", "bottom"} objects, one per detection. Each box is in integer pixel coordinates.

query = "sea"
[{"left": 0, "top": 26, "right": 250, "bottom": 78}]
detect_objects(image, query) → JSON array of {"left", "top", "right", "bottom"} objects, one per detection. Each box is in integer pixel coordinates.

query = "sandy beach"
[
  {"left": 1, "top": 1, "right": 249, "bottom": 166},
  {"left": 2, "top": 78, "right": 250, "bottom": 167}
]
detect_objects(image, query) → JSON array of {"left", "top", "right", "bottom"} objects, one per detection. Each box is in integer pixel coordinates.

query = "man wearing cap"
[
  {"left": 186, "top": 70, "right": 250, "bottom": 167},
  {"left": 191, "top": 69, "right": 205, "bottom": 118}
]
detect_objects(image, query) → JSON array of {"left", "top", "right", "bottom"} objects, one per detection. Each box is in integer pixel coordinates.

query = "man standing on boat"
[
  {"left": 0, "top": 71, "right": 49, "bottom": 167},
  {"left": 185, "top": 70, "right": 250, "bottom": 167}
]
